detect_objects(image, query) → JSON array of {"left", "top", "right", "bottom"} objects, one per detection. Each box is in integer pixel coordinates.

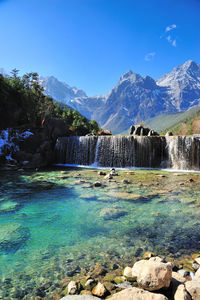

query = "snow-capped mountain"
[
  {"left": 40, "top": 75, "right": 87, "bottom": 104},
  {"left": 2, "top": 60, "right": 199, "bottom": 133},
  {"left": 38, "top": 60, "right": 200, "bottom": 133},
  {"left": 157, "top": 60, "right": 200, "bottom": 111}
]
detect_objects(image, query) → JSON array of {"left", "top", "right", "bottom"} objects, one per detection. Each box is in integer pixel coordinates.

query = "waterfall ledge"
[{"left": 54, "top": 136, "right": 200, "bottom": 171}]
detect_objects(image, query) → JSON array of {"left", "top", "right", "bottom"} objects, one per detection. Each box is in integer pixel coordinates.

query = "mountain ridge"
[{"left": 2, "top": 60, "right": 200, "bottom": 134}]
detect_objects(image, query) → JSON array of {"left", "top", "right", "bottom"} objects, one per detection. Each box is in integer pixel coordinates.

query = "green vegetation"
[
  {"left": 144, "top": 106, "right": 200, "bottom": 133},
  {"left": 0, "top": 70, "right": 100, "bottom": 135},
  {"left": 160, "top": 109, "right": 200, "bottom": 135}
]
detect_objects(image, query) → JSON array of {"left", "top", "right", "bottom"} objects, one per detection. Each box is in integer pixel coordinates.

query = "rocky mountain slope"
[
  {"left": 19, "top": 60, "right": 200, "bottom": 133},
  {"left": 40, "top": 75, "right": 87, "bottom": 104},
  {"left": 157, "top": 60, "right": 200, "bottom": 111}
]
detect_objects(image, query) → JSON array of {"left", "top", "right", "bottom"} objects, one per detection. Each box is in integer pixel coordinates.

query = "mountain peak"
[
  {"left": 120, "top": 70, "right": 133, "bottom": 80},
  {"left": 182, "top": 60, "right": 199, "bottom": 72}
]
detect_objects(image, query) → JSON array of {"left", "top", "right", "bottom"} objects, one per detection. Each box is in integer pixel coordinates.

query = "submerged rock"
[
  {"left": 0, "top": 201, "right": 18, "bottom": 213},
  {"left": 0, "top": 223, "right": 30, "bottom": 252},
  {"left": 93, "top": 181, "right": 102, "bottom": 187},
  {"left": 99, "top": 208, "right": 127, "bottom": 220}
]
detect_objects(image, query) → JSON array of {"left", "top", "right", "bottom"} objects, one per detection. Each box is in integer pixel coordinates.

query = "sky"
[{"left": 0, "top": 0, "right": 200, "bottom": 96}]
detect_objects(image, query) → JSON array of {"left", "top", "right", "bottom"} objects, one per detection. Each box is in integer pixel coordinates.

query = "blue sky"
[{"left": 0, "top": 0, "right": 200, "bottom": 96}]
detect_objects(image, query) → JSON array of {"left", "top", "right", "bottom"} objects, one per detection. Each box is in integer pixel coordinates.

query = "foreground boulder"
[
  {"left": 108, "top": 287, "right": 168, "bottom": 300},
  {"left": 132, "top": 257, "right": 172, "bottom": 291}
]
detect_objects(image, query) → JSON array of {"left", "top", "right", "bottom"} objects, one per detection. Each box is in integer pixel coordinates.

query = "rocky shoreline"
[{"left": 52, "top": 253, "right": 200, "bottom": 300}]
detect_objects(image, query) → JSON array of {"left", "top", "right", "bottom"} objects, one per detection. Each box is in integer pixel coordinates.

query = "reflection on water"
[{"left": 0, "top": 167, "right": 200, "bottom": 298}]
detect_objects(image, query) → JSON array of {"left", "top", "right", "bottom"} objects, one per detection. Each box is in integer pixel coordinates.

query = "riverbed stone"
[
  {"left": 98, "top": 171, "right": 106, "bottom": 176},
  {"left": 60, "top": 296, "right": 100, "bottom": 300},
  {"left": 92, "top": 282, "right": 107, "bottom": 297},
  {"left": 89, "top": 263, "right": 107, "bottom": 277},
  {"left": 104, "top": 174, "right": 113, "bottom": 180},
  {"left": 123, "top": 266, "right": 133, "bottom": 278},
  {"left": 108, "top": 287, "right": 168, "bottom": 300},
  {"left": 174, "top": 284, "right": 192, "bottom": 300},
  {"left": 194, "top": 267, "right": 200, "bottom": 280},
  {"left": 99, "top": 208, "right": 127, "bottom": 220},
  {"left": 194, "top": 257, "right": 200, "bottom": 265},
  {"left": 0, "top": 201, "right": 18, "bottom": 212},
  {"left": 122, "top": 179, "right": 129, "bottom": 184},
  {"left": 132, "top": 257, "right": 172, "bottom": 291},
  {"left": 172, "top": 271, "right": 186, "bottom": 283},
  {"left": 185, "top": 280, "right": 200, "bottom": 300},
  {"left": 85, "top": 279, "right": 97, "bottom": 291},
  {"left": 93, "top": 181, "right": 102, "bottom": 187},
  {"left": 67, "top": 281, "right": 78, "bottom": 295},
  {"left": 0, "top": 223, "right": 30, "bottom": 252},
  {"left": 143, "top": 251, "right": 156, "bottom": 259}
]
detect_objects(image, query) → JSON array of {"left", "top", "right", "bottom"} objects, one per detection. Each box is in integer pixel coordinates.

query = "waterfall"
[
  {"left": 166, "top": 136, "right": 200, "bottom": 170},
  {"left": 54, "top": 135, "right": 200, "bottom": 170}
]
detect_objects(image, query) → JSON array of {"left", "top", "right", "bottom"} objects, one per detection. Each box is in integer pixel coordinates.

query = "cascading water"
[
  {"left": 54, "top": 135, "right": 200, "bottom": 170},
  {"left": 166, "top": 136, "right": 200, "bottom": 170}
]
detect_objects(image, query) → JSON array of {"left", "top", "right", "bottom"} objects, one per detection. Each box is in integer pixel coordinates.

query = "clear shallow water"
[{"left": 0, "top": 167, "right": 200, "bottom": 298}]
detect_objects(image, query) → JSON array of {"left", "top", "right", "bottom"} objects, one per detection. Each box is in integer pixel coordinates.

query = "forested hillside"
[{"left": 0, "top": 70, "right": 100, "bottom": 135}]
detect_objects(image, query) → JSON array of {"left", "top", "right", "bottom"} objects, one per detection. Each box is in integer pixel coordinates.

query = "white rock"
[
  {"left": 194, "top": 257, "right": 200, "bottom": 265},
  {"left": 185, "top": 280, "right": 200, "bottom": 300},
  {"left": 132, "top": 258, "right": 172, "bottom": 291},
  {"left": 60, "top": 296, "right": 100, "bottom": 300},
  {"left": 68, "top": 281, "right": 77, "bottom": 295},
  {"left": 172, "top": 271, "right": 186, "bottom": 283},
  {"left": 174, "top": 284, "right": 192, "bottom": 300},
  {"left": 108, "top": 287, "right": 168, "bottom": 300},
  {"left": 194, "top": 267, "right": 200, "bottom": 280},
  {"left": 92, "top": 282, "right": 106, "bottom": 297},
  {"left": 104, "top": 174, "right": 113, "bottom": 180},
  {"left": 123, "top": 266, "right": 134, "bottom": 278}
]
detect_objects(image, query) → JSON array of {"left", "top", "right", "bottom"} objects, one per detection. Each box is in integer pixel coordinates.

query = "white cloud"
[
  {"left": 172, "top": 40, "right": 176, "bottom": 47},
  {"left": 166, "top": 35, "right": 177, "bottom": 47},
  {"left": 165, "top": 24, "right": 177, "bottom": 32},
  {"left": 145, "top": 52, "right": 156, "bottom": 61}
]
